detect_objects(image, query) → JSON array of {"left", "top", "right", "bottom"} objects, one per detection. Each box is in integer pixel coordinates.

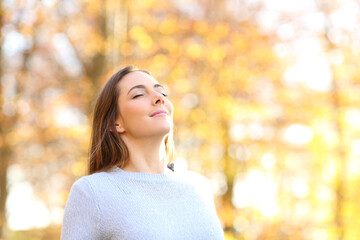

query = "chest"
[{"left": 98, "top": 183, "right": 223, "bottom": 240}]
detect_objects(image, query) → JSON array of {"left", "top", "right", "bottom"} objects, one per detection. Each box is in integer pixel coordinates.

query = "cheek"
[
  {"left": 122, "top": 102, "right": 147, "bottom": 118},
  {"left": 166, "top": 100, "right": 174, "bottom": 115}
]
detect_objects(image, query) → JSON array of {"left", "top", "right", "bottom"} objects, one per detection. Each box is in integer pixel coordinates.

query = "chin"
[
  {"left": 159, "top": 125, "right": 172, "bottom": 134},
  {"left": 156, "top": 124, "right": 172, "bottom": 135},
  {"left": 155, "top": 119, "right": 172, "bottom": 129},
  {"left": 142, "top": 120, "right": 173, "bottom": 136}
]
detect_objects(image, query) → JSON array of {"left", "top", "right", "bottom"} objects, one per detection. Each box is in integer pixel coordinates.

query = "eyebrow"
[{"left": 127, "top": 84, "right": 165, "bottom": 95}]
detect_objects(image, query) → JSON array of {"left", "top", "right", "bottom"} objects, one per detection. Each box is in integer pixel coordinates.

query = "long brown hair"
[{"left": 89, "top": 66, "right": 175, "bottom": 174}]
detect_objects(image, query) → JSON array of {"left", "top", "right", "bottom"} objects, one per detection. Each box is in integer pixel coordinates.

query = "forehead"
[{"left": 119, "top": 71, "right": 158, "bottom": 89}]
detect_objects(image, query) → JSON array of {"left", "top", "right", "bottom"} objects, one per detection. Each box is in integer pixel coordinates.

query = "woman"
[{"left": 61, "top": 66, "right": 225, "bottom": 240}]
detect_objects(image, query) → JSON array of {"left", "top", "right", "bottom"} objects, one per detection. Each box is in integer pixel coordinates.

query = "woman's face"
[{"left": 115, "top": 71, "right": 173, "bottom": 139}]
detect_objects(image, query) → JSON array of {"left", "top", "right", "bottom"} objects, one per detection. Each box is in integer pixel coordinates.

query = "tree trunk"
[
  {"left": 0, "top": 149, "right": 9, "bottom": 238},
  {"left": 0, "top": 1, "right": 20, "bottom": 236},
  {"left": 84, "top": 0, "right": 130, "bottom": 117},
  {"left": 0, "top": 1, "right": 8, "bottom": 236},
  {"left": 221, "top": 118, "right": 237, "bottom": 234},
  {"left": 331, "top": 69, "right": 346, "bottom": 239}
]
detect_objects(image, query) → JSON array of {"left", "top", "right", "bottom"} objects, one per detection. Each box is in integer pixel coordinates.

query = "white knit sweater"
[{"left": 61, "top": 166, "right": 225, "bottom": 240}]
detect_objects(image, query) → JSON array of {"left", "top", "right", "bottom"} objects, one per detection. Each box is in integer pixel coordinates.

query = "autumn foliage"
[{"left": 1, "top": 0, "right": 360, "bottom": 239}]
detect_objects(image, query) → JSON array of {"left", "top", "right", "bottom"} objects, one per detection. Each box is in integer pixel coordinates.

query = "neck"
[{"left": 120, "top": 135, "right": 168, "bottom": 174}]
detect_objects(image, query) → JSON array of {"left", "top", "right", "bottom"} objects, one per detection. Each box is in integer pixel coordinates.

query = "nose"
[{"left": 153, "top": 92, "right": 165, "bottom": 105}]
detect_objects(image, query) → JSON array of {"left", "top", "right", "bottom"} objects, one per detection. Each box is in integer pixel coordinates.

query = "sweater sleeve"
[{"left": 61, "top": 177, "right": 101, "bottom": 240}]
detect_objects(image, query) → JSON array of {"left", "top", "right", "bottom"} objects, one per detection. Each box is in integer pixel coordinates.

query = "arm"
[{"left": 61, "top": 178, "right": 101, "bottom": 240}]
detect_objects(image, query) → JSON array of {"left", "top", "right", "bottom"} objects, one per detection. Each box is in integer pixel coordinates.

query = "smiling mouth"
[{"left": 151, "top": 112, "right": 167, "bottom": 117}]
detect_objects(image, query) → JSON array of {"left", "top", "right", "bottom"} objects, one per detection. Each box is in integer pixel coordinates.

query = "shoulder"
[
  {"left": 177, "top": 169, "right": 212, "bottom": 188},
  {"left": 182, "top": 169, "right": 209, "bottom": 180},
  {"left": 70, "top": 171, "right": 112, "bottom": 195},
  {"left": 178, "top": 170, "right": 215, "bottom": 206}
]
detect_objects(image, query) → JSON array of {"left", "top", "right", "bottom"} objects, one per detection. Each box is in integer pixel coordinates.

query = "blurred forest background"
[{"left": 1, "top": 0, "right": 360, "bottom": 239}]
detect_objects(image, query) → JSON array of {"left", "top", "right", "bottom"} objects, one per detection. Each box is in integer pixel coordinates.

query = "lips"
[{"left": 150, "top": 110, "right": 168, "bottom": 117}]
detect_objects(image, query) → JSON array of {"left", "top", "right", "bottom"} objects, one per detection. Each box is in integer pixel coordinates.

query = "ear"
[
  {"left": 115, "top": 123, "right": 125, "bottom": 133},
  {"left": 109, "top": 123, "right": 125, "bottom": 133}
]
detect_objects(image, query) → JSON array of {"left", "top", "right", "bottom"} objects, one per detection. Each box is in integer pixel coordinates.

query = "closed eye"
[
  {"left": 133, "top": 93, "right": 168, "bottom": 99},
  {"left": 132, "top": 94, "right": 143, "bottom": 99}
]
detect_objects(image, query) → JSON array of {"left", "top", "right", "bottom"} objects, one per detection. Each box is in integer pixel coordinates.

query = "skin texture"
[{"left": 115, "top": 71, "right": 174, "bottom": 174}]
